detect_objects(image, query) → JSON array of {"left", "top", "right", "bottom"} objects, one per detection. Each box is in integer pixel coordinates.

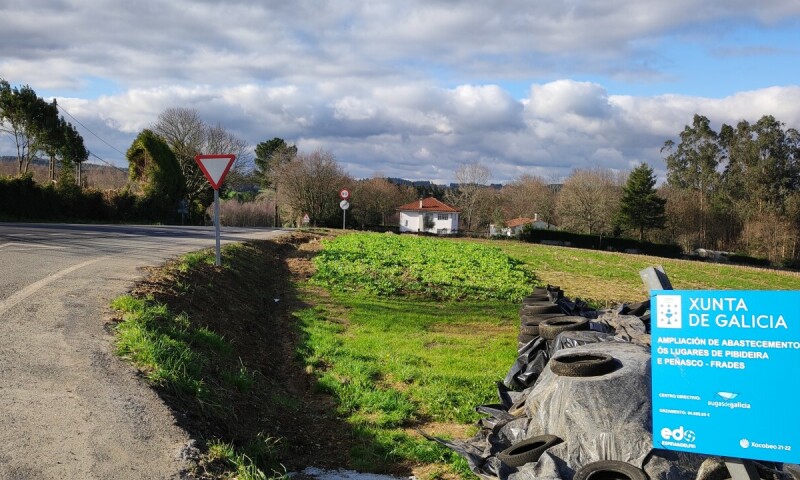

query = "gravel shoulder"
[
  {"left": 0, "top": 255, "right": 191, "bottom": 479},
  {"left": 0, "top": 225, "right": 287, "bottom": 479}
]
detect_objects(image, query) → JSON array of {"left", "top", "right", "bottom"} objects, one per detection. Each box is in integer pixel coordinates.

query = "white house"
[
  {"left": 489, "top": 214, "right": 556, "bottom": 237},
  {"left": 397, "top": 197, "right": 460, "bottom": 234}
]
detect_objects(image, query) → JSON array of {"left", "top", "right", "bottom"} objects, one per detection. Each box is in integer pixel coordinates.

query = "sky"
[{"left": 2, "top": 0, "right": 800, "bottom": 185}]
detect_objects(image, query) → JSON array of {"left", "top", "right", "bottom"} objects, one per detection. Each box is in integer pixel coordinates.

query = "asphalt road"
[{"left": 0, "top": 223, "right": 288, "bottom": 479}]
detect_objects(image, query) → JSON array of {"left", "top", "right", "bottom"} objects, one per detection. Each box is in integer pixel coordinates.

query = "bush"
[
  {"left": 728, "top": 254, "right": 771, "bottom": 268},
  {"left": 0, "top": 173, "right": 178, "bottom": 223}
]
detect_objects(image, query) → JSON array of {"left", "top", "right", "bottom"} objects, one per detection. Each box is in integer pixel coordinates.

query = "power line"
[
  {"left": 56, "top": 103, "right": 128, "bottom": 158},
  {"left": 88, "top": 152, "right": 127, "bottom": 173}
]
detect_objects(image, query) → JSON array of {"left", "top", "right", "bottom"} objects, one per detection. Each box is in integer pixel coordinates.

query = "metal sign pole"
[
  {"left": 214, "top": 188, "right": 221, "bottom": 266},
  {"left": 343, "top": 209, "right": 346, "bottom": 230}
]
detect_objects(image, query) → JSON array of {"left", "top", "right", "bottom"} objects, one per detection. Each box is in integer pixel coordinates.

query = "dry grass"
[
  {"left": 216, "top": 198, "right": 277, "bottom": 227},
  {"left": 0, "top": 160, "right": 129, "bottom": 190}
]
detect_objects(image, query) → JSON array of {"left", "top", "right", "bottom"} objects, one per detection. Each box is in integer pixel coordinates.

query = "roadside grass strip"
[
  {"left": 111, "top": 244, "right": 286, "bottom": 479},
  {"left": 312, "top": 233, "right": 534, "bottom": 301},
  {"left": 112, "top": 295, "right": 225, "bottom": 402}
]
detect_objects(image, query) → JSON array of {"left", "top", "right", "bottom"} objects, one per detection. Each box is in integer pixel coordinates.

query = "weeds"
[
  {"left": 179, "top": 250, "right": 215, "bottom": 272},
  {"left": 206, "top": 434, "right": 285, "bottom": 480},
  {"left": 111, "top": 295, "right": 219, "bottom": 400}
]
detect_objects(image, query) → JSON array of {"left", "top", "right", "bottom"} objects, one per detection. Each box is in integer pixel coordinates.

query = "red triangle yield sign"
[{"left": 195, "top": 154, "right": 236, "bottom": 190}]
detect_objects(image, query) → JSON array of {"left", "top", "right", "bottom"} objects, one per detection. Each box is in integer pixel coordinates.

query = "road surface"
[{"left": 0, "top": 223, "right": 287, "bottom": 479}]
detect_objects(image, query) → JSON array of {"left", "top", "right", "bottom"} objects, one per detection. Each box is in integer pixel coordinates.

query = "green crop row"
[{"left": 312, "top": 233, "right": 534, "bottom": 301}]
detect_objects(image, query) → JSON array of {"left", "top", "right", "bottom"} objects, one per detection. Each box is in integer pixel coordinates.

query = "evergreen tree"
[
  {"left": 127, "top": 129, "right": 186, "bottom": 222},
  {"left": 617, "top": 163, "right": 666, "bottom": 241},
  {"left": 254, "top": 137, "right": 297, "bottom": 188}
]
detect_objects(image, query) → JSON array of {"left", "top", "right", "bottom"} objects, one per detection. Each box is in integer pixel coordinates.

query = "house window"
[
  {"left": 404, "top": 220, "right": 408, "bottom": 226},
  {"left": 437, "top": 213, "right": 449, "bottom": 221}
]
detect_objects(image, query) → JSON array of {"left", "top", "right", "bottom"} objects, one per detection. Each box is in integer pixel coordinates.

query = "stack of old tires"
[
  {"left": 426, "top": 285, "right": 796, "bottom": 480},
  {"left": 507, "top": 286, "right": 597, "bottom": 390}
]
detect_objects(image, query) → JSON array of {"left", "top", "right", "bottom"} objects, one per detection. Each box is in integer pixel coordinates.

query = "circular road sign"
[
  {"left": 339, "top": 189, "right": 350, "bottom": 200},
  {"left": 340, "top": 200, "right": 350, "bottom": 210}
]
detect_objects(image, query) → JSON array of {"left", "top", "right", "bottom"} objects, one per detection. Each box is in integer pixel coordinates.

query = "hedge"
[{"left": 518, "top": 227, "right": 684, "bottom": 258}]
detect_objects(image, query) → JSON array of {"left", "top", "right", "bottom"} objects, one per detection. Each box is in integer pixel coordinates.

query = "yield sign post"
[{"left": 195, "top": 154, "right": 236, "bottom": 266}]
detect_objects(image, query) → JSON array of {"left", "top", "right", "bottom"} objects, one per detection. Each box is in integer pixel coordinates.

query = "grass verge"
[
  {"left": 110, "top": 237, "right": 324, "bottom": 479},
  {"left": 294, "top": 290, "right": 518, "bottom": 476}
]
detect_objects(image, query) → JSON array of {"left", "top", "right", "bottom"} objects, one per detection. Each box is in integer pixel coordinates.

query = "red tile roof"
[
  {"left": 505, "top": 217, "right": 535, "bottom": 228},
  {"left": 397, "top": 197, "right": 459, "bottom": 213}
]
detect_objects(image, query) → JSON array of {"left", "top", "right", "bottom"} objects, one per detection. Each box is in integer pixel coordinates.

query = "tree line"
[
  {"left": 3, "top": 79, "right": 799, "bottom": 265},
  {"left": 0, "top": 78, "right": 88, "bottom": 185},
  {"left": 279, "top": 115, "right": 798, "bottom": 267}
]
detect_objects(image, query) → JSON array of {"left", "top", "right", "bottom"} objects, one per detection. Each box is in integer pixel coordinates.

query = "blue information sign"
[{"left": 651, "top": 290, "right": 800, "bottom": 463}]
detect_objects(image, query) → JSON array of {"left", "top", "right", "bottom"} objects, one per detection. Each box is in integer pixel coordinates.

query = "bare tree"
[
  {"left": 152, "top": 107, "right": 250, "bottom": 216},
  {"left": 445, "top": 163, "right": 492, "bottom": 232},
  {"left": 272, "top": 149, "right": 349, "bottom": 226},
  {"left": 501, "top": 174, "right": 557, "bottom": 224},
  {"left": 556, "top": 168, "right": 621, "bottom": 236},
  {"left": 351, "top": 176, "right": 416, "bottom": 227}
]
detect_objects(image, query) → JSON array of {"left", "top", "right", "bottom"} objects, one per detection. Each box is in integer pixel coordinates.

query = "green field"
[
  {"left": 299, "top": 233, "right": 800, "bottom": 478},
  {"left": 485, "top": 240, "right": 800, "bottom": 306},
  {"left": 111, "top": 232, "right": 800, "bottom": 479}
]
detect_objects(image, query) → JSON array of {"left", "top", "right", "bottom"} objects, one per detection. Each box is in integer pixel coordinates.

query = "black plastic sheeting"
[{"left": 423, "top": 289, "right": 799, "bottom": 480}]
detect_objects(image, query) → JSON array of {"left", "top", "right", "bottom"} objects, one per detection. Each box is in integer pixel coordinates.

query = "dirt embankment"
[{"left": 122, "top": 232, "right": 358, "bottom": 475}]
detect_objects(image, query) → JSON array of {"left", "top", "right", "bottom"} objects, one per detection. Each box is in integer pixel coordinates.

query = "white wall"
[
  {"left": 399, "top": 211, "right": 421, "bottom": 232},
  {"left": 399, "top": 211, "right": 459, "bottom": 234}
]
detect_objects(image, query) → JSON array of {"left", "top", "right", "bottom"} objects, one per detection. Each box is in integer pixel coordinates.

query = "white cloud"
[
  {"left": 40, "top": 82, "right": 800, "bottom": 183},
  {"left": 1, "top": 1, "right": 799, "bottom": 183}
]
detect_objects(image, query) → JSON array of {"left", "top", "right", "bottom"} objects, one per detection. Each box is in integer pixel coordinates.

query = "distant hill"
[
  {"left": 1, "top": 155, "right": 126, "bottom": 172},
  {"left": 387, "top": 177, "right": 443, "bottom": 188},
  {"left": 0, "top": 155, "right": 48, "bottom": 166}
]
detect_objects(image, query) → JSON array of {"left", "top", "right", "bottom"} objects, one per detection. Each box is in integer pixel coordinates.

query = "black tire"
[
  {"left": 522, "top": 295, "right": 551, "bottom": 305},
  {"left": 519, "top": 324, "right": 539, "bottom": 336},
  {"left": 520, "top": 313, "right": 564, "bottom": 326},
  {"left": 573, "top": 461, "right": 648, "bottom": 480},
  {"left": 497, "top": 434, "right": 562, "bottom": 468},
  {"left": 539, "top": 316, "right": 589, "bottom": 340},
  {"left": 549, "top": 352, "right": 617, "bottom": 377},
  {"left": 520, "top": 304, "right": 562, "bottom": 315}
]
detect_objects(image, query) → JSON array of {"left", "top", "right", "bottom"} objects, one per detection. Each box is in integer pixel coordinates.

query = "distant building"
[
  {"left": 397, "top": 197, "right": 460, "bottom": 235},
  {"left": 489, "top": 214, "right": 556, "bottom": 237}
]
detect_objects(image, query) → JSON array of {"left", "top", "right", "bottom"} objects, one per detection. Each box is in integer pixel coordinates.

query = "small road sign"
[
  {"left": 302, "top": 214, "right": 310, "bottom": 224},
  {"left": 194, "top": 154, "right": 236, "bottom": 266},
  {"left": 340, "top": 200, "right": 350, "bottom": 210},
  {"left": 339, "top": 189, "right": 350, "bottom": 200},
  {"left": 195, "top": 154, "right": 236, "bottom": 190}
]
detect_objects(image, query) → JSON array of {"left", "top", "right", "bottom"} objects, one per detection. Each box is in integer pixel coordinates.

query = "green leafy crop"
[{"left": 312, "top": 233, "right": 533, "bottom": 301}]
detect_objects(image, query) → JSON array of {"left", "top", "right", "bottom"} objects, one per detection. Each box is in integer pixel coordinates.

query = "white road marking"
[
  {"left": 0, "top": 242, "right": 65, "bottom": 250},
  {"left": 0, "top": 257, "right": 107, "bottom": 316}
]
